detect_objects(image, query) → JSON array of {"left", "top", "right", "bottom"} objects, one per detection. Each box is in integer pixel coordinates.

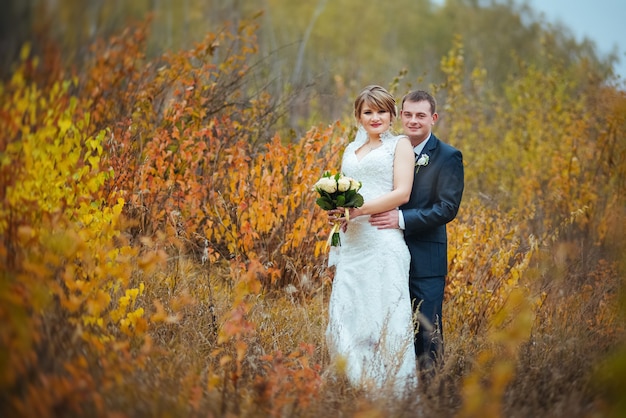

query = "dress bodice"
[
  {"left": 341, "top": 132, "right": 404, "bottom": 203},
  {"left": 336, "top": 133, "right": 408, "bottom": 254}
]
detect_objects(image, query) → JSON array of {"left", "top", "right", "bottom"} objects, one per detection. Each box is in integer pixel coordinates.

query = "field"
[{"left": 2, "top": 21, "right": 626, "bottom": 418}]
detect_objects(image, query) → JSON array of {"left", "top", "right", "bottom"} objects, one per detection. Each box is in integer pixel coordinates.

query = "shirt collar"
[{"left": 413, "top": 133, "right": 431, "bottom": 156}]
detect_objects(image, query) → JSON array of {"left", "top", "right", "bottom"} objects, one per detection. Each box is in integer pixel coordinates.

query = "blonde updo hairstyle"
[{"left": 353, "top": 85, "right": 397, "bottom": 121}]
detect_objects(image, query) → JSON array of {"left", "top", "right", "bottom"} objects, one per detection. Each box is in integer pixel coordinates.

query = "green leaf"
[
  {"left": 316, "top": 197, "right": 335, "bottom": 210},
  {"left": 343, "top": 191, "right": 364, "bottom": 208}
]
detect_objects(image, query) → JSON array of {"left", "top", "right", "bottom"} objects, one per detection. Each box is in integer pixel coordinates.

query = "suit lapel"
[
  {"left": 424, "top": 134, "right": 438, "bottom": 155},
  {"left": 414, "top": 135, "right": 438, "bottom": 181},
  {"left": 414, "top": 134, "right": 438, "bottom": 160}
]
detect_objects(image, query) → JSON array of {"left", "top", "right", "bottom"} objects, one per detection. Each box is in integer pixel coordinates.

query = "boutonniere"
[{"left": 415, "top": 154, "right": 429, "bottom": 174}]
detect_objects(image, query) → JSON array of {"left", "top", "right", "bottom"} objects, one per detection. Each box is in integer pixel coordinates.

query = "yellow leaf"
[
  {"left": 208, "top": 373, "right": 222, "bottom": 391},
  {"left": 19, "top": 43, "right": 31, "bottom": 61},
  {"left": 88, "top": 155, "right": 100, "bottom": 169},
  {"left": 58, "top": 118, "right": 72, "bottom": 135}
]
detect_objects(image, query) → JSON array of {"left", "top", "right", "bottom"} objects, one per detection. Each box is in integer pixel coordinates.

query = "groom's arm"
[{"left": 369, "top": 150, "right": 464, "bottom": 232}]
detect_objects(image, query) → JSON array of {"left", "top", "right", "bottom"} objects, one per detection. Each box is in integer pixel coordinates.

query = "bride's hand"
[
  {"left": 336, "top": 207, "right": 361, "bottom": 222},
  {"left": 328, "top": 208, "right": 352, "bottom": 232},
  {"left": 348, "top": 207, "right": 362, "bottom": 219},
  {"left": 327, "top": 208, "right": 344, "bottom": 224}
]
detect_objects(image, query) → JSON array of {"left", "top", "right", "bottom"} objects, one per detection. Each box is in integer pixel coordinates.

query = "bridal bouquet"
[{"left": 313, "top": 171, "right": 364, "bottom": 248}]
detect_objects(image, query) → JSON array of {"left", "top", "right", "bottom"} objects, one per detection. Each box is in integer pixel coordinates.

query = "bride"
[{"left": 325, "top": 85, "right": 417, "bottom": 395}]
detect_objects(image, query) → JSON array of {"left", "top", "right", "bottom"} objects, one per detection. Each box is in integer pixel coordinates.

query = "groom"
[{"left": 370, "top": 90, "right": 464, "bottom": 377}]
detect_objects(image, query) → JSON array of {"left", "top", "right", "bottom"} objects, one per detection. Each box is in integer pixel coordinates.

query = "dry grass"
[{"left": 91, "top": 244, "right": 622, "bottom": 418}]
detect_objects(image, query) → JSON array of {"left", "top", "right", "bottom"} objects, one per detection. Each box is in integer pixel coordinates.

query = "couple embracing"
[{"left": 325, "top": 86, "right": 464, "bottom": 395}]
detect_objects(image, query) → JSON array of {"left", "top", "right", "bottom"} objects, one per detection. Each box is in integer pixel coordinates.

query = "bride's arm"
[{"left": 350, "top": 137, "right": 414, "bottom": 217}]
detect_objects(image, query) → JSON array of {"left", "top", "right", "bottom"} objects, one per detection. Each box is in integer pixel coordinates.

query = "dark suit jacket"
[{"left": 401, "top": 134, "right": 464, "bottom": 278}]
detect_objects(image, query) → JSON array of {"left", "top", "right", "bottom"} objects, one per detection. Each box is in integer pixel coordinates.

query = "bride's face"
[{"left": 359, "top": 104, "right": 391, "bottom": 139}]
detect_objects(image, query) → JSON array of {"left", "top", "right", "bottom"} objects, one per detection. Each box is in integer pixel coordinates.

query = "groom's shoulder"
[{"left": 432, "top": 134, "right": 461, "bottom": 156}]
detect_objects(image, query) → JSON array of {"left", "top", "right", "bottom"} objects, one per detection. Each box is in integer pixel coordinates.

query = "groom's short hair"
[{"left": 402, "top": 90, "right": 437, "bottom": 115}]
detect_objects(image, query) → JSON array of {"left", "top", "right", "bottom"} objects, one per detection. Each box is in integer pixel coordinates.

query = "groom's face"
[{"left": 401, "top": 100, "right": 437, "bottom": 145}]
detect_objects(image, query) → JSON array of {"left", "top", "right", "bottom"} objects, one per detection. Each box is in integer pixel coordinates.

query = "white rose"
[
  {"left": 316, "top": 177, "right": 337, "bottom": 193},
  {"left": 416, "top": 154, "right": 429, "bottom": 166},
  {"left": 337, "top": 177, "right": 351, "bottom": 192}
]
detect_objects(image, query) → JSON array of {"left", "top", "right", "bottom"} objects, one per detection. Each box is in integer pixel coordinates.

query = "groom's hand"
[{"left": 369, "top": 209, "right": 400, "bottom": 229}]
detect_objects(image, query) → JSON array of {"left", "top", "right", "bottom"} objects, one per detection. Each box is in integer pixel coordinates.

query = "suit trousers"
[{"left": 409, "top": 275, "right": 445, "bottom": 372}]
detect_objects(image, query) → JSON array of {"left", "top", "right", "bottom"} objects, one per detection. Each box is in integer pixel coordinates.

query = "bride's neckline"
[
  {"left": 353, "top": 129, "right": 394, "bottom": 162},
  {"left": 355, "top": 138, "right": 383, "bottom": 162}
]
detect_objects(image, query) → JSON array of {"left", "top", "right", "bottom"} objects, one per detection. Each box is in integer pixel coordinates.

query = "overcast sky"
[
  {"left": 432, "top": 0, "right": 626, "bottom": 79},
  {"left": 524, "top": 0, "right": 625, "bottom": 78}
]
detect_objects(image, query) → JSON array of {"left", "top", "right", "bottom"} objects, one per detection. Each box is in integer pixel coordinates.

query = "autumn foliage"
[{"left": 1, "top": 19, "right": 626, "bottom": 418}]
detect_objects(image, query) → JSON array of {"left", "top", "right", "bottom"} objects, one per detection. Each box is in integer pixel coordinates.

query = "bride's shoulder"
[
  {"left": 395, "top": 134, "right": 410, "bottom": 143},
  {"left": 383, "top": 132, "right": 409, "bottom": 145},
  {"left": 394, "top": 134, "right": 413, "bottom": 148}
]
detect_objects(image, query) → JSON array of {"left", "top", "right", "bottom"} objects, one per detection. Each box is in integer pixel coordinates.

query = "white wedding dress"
[{"left": 326, "top": 130, "right": 417, "bottom": 395}]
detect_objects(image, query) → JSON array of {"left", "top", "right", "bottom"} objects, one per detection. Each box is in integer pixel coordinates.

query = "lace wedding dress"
[{"left": 326, "top": 130, "right": 417, "bottom": 395}]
